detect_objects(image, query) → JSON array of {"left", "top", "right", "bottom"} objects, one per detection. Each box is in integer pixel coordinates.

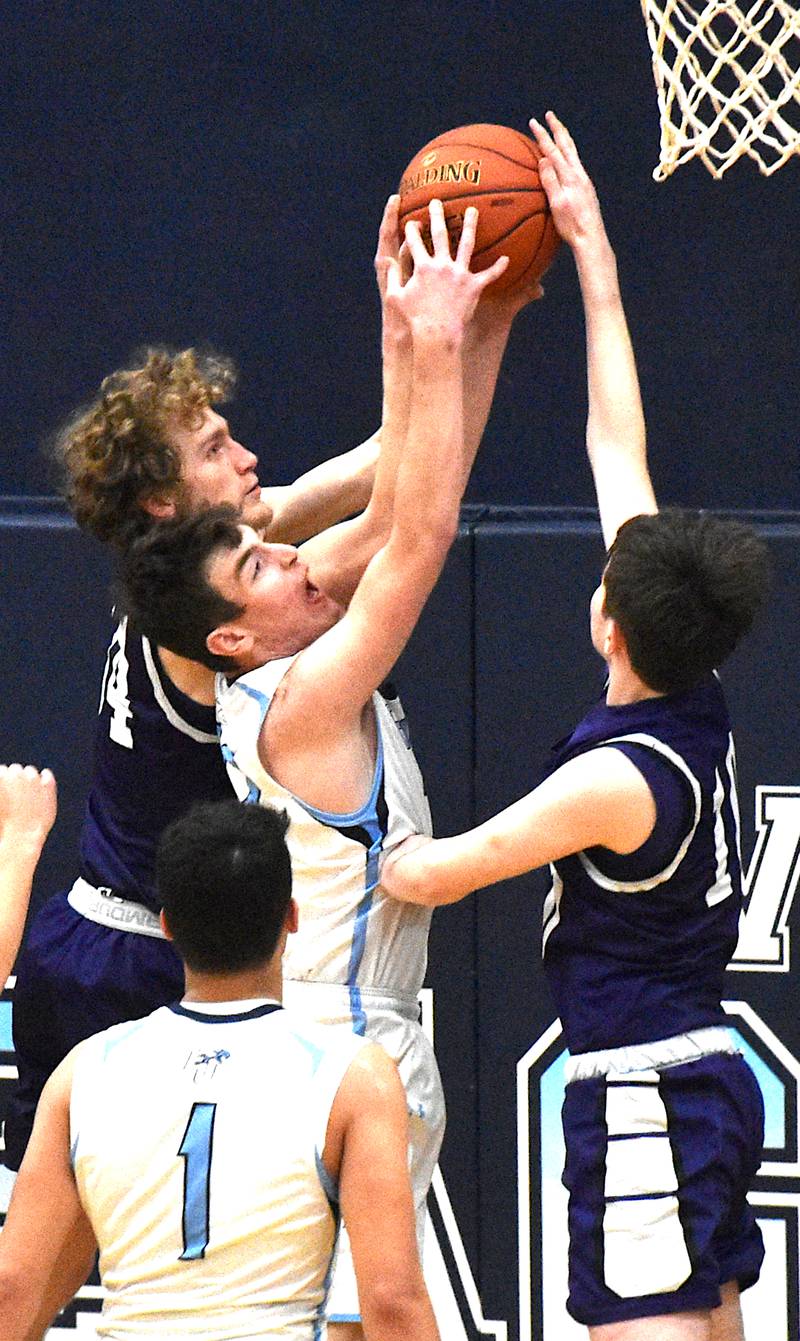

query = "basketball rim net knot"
[{"left": 640, "top": 0, "right": 800, "bottom": 178}]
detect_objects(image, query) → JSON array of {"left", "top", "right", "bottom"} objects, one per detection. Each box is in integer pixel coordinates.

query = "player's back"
[
  {"left": 83, "top": 617, "right": 231, "bottom": 912},
  {"left": 71, "top": 1002, "right": 363, "bottom": 1339}
]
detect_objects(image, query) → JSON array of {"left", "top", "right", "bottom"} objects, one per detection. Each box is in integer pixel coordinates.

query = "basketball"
[{"left": 397, "top": 123, "right": 561, "bottom": 293}]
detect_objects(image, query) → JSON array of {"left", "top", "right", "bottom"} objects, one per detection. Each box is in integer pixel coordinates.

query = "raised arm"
[
  {"left": 259, "top": 431, "right": 380, "bottom": 546},
  {"left": 326, "top": 1044, "right": 439, "bottom": 1341},
  {"left": 301, "top": 199, "right": 537, "bottom": 607},
  {"left": 381, "top": 747, "right": 656, "bottom": 907},
  {"left": 299, "top": 195, "right": 413, "bottom": 605},
  {"left": 266, "top": 203, "right": 507, "bottom": 779},
  {"left": 0, "top": 765, "right": 57, "bottom": 986},
  {"left": 530, "top": 112, "right": 656, "bottom": 548}
]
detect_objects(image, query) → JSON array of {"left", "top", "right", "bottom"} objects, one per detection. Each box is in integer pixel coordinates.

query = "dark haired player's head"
[
  {"left": 157, "top": 800, "right": 292, "bottom": 974},
  {"left": 120, "top": 506, "right": 243, "bottom": 673},
  {"left": 603, "top": 509, "right": 770, "bottom": 695}
]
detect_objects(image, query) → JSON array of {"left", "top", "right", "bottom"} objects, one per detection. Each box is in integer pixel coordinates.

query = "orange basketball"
[{"left": 397, "top": 123, "right": 561, "bottom": 293}]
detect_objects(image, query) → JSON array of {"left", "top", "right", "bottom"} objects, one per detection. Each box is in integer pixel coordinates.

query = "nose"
[
  {"left": 232, "top": 439, "right": 258, "bottom": 474},
  {"left": 272, "top": 545, "right": 298, "bottom": 568}
]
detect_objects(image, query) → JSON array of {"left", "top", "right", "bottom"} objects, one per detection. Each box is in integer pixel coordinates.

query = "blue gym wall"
[
  {"left": 4, "top": 2, "right": 797, "bottom": 511},
  {"left": 3, "top": 3, "right": 799, "bottom": 1337}
]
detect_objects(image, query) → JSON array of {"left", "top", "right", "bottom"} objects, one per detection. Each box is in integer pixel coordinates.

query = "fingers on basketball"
[
  {"left": 397, "top": 122, "right": 562, "bottom": 295},
  {"left": 454, "top": 206, "right": 479, "bottom": 265}
]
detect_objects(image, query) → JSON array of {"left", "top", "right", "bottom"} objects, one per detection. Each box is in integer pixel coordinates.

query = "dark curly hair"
[
  {"left": 603, "top": 509, "right": 771, "bottom": 694},
  {"left": 51, "top": 347, "right": 237, "bottom": 551}
]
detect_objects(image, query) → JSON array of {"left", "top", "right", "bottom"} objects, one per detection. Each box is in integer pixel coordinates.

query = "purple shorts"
[
  {"left": 562, "top": 1049, "right": 764, "bottom": 1326},
  {"left": 4, "top": 890, "right": 183, "bottom": 1170}
]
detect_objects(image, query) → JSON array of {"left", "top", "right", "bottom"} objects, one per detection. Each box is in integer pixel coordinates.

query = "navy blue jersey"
[
  {"left": 541, "top": 677, "right": 742, "bottom": 1054},
  {"left": 80, "top": 618, "right": 232, "bottom": 913}
]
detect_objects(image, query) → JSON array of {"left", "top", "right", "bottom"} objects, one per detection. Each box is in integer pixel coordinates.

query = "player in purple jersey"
[{"left": 382, "top": 115, "right": 771, "bottom": 1339}]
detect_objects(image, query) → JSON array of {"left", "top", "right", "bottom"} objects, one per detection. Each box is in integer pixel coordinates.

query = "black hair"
[
  {"left": 603, "top": 509, "right": 771, "bottom": 694},
  {"left": 119, "top": 505, "right": 244, "bottom": 672},
  {"left": 157, "top": 799, "right": 292, "bottom": 973}
]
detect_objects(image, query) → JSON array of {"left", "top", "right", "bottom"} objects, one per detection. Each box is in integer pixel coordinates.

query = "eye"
[
  {"left": 206, "top": 442, "right": 222, "bottom": 459},
  {"left": 252, "top": 556, "right": 262, "bottom": 578}
]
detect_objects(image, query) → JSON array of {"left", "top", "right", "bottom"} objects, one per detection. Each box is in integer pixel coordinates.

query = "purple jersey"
[
  {"left": 80, "top": 617, "right": 232, "bottom": 913},
  {"left": 541, "top": 676, "right": 742, "bottom": 1054}
]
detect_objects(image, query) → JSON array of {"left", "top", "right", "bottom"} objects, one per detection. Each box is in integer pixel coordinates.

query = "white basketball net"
[{"left": 640, "top": 0, "right": 800, "bottom": 178}]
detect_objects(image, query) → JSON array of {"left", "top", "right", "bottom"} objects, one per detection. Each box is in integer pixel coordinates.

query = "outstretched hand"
[
  {"left": 529, "top": 111, "right": 607, "bottom": 253},
  {"left": 384, "top": 200, "right": 510, "bottom": 341},
  {"left": 0, "top": 764, "right": 57, "bottom": 857}
]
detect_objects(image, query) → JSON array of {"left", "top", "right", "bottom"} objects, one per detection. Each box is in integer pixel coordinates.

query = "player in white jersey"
[
  {"left": 0, "top": 799, "right": 439, "bottom": 1341},
  {"left": 121, "top": 198, "right": 521, "bottom": 1334},
  {"left": 217, "top": 657, "right": 441, "bottom": 1312}
]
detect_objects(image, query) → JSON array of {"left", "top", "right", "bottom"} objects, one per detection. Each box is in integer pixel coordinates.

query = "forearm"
[
  {"left": 385, "top": 824, "right": 530, "bottom": 907},
  {"left": 0, "top": 1271, "right": 36, "bottom": 1341},
  {"left": 0, "top": 843, "right": 40, "bottom": 984},
  {"left": 459, "top": 310, "right": 514, "bottom": 486},
  {"left": 262, "top": 433, "right": 380, "bottom": 544},
  {"left": 362, "top": 1284, "right": 439, "bottom": 1341},
  {"left": 391, "top": 334, "right": 465, "bottom": 550},
  {"left": 361, "top": 323, "right": 413, "bottom": 532},
  {"left": 574, "top": 236, "right": 655, "bottom": 546},
  {"left": 301, "top": 328, "right": 413, "bottom": 604}
]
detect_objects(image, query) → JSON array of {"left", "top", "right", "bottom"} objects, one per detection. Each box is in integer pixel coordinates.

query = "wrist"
[
  {"left": 573, "top": 233, "right": 618, "bottom": 282},
  {"left": 0, "top": 835, "right": 43, "bottom": 868},
  {"left": 410, "top": 323, "right": 463, "bottom": 358}
]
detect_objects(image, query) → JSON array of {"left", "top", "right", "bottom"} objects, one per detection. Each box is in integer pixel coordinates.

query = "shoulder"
[
  {"left": 338, "top": 1040, "right": 403, "bottom": 1106},
  {"left": 217, "top": 657, "right": 296, "bottom": 710}
]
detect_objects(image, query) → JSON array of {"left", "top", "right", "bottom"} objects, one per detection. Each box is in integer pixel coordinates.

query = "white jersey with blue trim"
[
  {"left": 216, "top": 659, "right": 433, "bottom": 997},
  {"left": 70, "top": 1001, "right": 366, "bottom": 1340}
]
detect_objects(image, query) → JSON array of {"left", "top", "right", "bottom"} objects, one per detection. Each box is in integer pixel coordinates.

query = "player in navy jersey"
[
  {"left": 0, "top": 800, "right": 439, "bottom": 1341},
  {"left": 381, "top": 114, "right": 771, "bottom": 1339}
]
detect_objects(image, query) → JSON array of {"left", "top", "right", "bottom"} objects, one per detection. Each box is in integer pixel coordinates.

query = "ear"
[
  {"left": 604, "top": 615, "right": 627, "bottom": 660},
  {"left": 140, "top": 492, "right": 178, "bottom": 521},
  {"left": 206, "top": 624, "right": 252, "bottom": 662},
  {"left": 159, "top": 909, "right": 173, "bottom": 941},
  {"left": 286, "top": 898, "right": 299, "bottom": 935}
]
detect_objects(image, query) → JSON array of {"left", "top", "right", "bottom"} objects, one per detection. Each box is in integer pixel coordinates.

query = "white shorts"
[{"left": 282, "top": 980, "right": 445, "bottom": 1322}]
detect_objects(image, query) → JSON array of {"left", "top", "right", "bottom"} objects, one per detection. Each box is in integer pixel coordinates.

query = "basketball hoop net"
[{"left": 640, "top": 0, "right": 800, "bottom": 178}]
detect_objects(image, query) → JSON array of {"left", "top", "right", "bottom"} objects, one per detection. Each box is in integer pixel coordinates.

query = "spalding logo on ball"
[{"left": 398, "top": 123, "right": 561, "bottom": 294}]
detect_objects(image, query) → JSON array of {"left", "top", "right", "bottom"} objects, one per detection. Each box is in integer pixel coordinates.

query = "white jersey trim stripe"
[
  {"left": 577, "top": 733, "right": 703, "bottom": 894},
  {"left": 142, "top": 636, "right": 218, "bottom": 744}
]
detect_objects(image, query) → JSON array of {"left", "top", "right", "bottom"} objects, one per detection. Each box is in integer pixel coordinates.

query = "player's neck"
[
  {"left": 158, "top": 646, "right": 217, "bottom": 706},
  {"left": 605, "top": 659, "right": 663, "bottom": 707},
  {"left": 182, "top": 962, "right": 283, "bottom": 1004}
]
